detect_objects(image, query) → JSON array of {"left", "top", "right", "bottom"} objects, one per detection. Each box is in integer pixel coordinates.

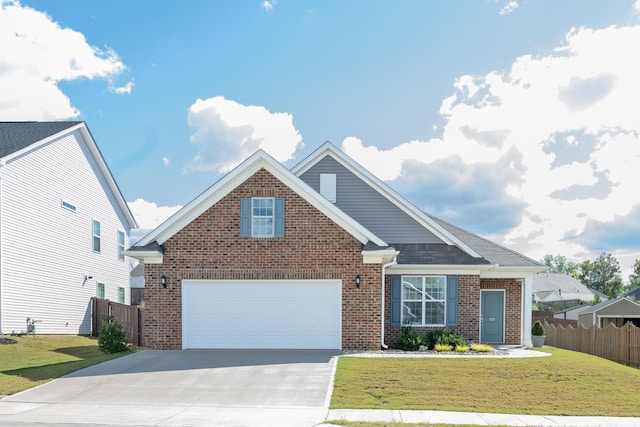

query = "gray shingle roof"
[
  {"left": 0, "top": 121, "right": 83, "bottom": 158},
  {"left": 392, "top": 243, "right": 490, "bottom": 265},
  {"left": 426, "top": 214, "right": 543, "bottom": 268}
]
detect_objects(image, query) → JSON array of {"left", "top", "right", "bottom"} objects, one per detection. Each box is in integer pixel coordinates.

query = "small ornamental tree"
[
  {"left": 98, "top": 315, "right": 129, "bottom": 354},
  {"left": 531, "top": 320, "right": 545, "bottom": 336}
]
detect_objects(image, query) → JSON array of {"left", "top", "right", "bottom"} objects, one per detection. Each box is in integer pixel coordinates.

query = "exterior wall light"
[
  {"left": 356, "top": 275, "right": 361, "bottom": 288},
  {"left": 161, "top": 275, "right": 167, "bottom": 288}
]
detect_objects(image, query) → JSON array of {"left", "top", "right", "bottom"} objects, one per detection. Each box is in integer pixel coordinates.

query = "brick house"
[{"left": 127, "top": 143, "right": 544, "bottom": 350}]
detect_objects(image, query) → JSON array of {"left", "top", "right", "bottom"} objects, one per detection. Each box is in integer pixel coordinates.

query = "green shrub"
[
  {"left": 98, "top": 315, "right": 129, "bottom": 354},
  {"left": 396, "top": 329, "right": 424, "bottom": 351},
  {"left": 424, "top": 328, "right": 467, "bottom": 349},
  {"left": 532, "top": 320, "right": 545, "bottom": 336}
]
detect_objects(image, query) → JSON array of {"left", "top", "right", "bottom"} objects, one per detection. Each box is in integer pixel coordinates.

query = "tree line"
[{"left": 542, "top": 254, "right": 640, "bottom": 299}]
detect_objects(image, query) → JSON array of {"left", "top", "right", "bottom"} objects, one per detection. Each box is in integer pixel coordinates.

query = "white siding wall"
[{"left": 0, "top": 130, "right": 131, "bottom": 335}]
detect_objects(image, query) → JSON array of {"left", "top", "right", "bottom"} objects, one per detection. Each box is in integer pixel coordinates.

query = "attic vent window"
[
  {"left": 61, "top": 200, "right": 76, "bottom": 212},
  {"left": 320, "top": 173, "right": 336, "bottom": 203}
]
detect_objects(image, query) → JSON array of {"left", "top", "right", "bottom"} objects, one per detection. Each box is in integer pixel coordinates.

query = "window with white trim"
[
  {"left": 252, "top": 197, "right": 274, "bottom": 237},
  {"left": 92, "top": 220, "right": 101, "bottom": 253},
  {"left": 118, "top": 287, "right": 125, "bottom": 304},
  {"left": 97, "top": 283, "right": 105, "bottom": 300},
  {"left": 117, "top": 230, "right": 125, "bottom": 260},
  {"left": 402, "top": 275, "right": 446, "bottom": 326}
]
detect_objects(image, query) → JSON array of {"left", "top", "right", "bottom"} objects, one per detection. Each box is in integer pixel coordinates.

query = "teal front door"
[{"left": 481, "top": 290, "right": 504, "bottom": 343}]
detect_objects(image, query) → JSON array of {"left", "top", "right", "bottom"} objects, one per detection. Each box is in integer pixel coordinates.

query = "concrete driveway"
[{"left": 0, "top": 349, "right": 339, "bottom": 426}]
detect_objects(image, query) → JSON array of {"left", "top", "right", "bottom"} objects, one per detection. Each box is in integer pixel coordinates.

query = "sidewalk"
[{"left": 324, "top": 409, "right": 640, "bottom": 426}]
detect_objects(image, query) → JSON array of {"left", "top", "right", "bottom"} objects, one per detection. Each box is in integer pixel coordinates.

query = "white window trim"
[
  {"left": 92, "top": 219, "right": 101, "bottom": 253},
  {"left": 251, "top": 197, "right": 275, "bottom": 237},
  {"left": 117, "top": 230, "right": 125, "bottom": 261},
  {"left": 401, "top": 275, "right": 447, "bottom": 327},
  {"left": 319, "top": 173, "right": 337, "bottom": 203},
  {"left": 97, "top": 282, "right": 105, "bottom": 300},
  {"left": 118, "top": 286, "right": 125, "bottom": 304}
]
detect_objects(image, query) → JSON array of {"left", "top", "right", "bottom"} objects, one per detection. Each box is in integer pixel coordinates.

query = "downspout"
[{"left": 380, "top": 259, "right": 397, "bottom": 349}]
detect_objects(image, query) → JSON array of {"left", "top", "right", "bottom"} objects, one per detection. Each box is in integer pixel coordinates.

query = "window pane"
[
  {"left": 97, "top": 283, "right": 105, "bottom": 299},
  {"left": 425, "top": 301, "right": 445, "bottom": 325},
  {"left": 93, "top": 236, "right": 101, "bottom": 252},
  {"left": 252, "top": 218, "right": 273, "bottom": 236},
  {"left": 93, "top": 220, "right": 100, "bottom": 235},
  {"left": 118, "top": 287, "right": 125, "bottom": 304},
  {"left": 403, "top": 302, "right": 422, "bottom": 324},
  {"left": 402, "top": 277, "right": 423, "bottom": 300},
  {"left": 118, "top": 231, "right": 124, "bottom": 245},
  {"left": 425, "top": 281, "right": 445, "bottom": 300}
]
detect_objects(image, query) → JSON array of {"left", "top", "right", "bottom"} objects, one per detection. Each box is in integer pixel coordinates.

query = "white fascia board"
[
  {"left": 291, "top": 142, "right": 481, "bottom": 258},
  {"left": 124, "top": 249, "right": 163, "bottom": 264},
  {"left": 362, "top": 249, "right": 399, "bottom": 265},
  {"left": 137, "top": 150, "right": 386, "bottom": 247},
  {"left": 388, "top": 264, "right": 546, "bottom": 277}
]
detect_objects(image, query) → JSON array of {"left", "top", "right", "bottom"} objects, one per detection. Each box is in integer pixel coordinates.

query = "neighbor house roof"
[
  {"left": 0, "top": 121, "right": 137, "bottom": 230},
  {"left": 533, "top": 273, "right": 601, "bottom": 302},
  {"left": 0, "top": 121, "right": 82, "bottom": 157}
]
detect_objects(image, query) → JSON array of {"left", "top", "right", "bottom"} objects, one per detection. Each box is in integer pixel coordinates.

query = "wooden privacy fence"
[
  {"left": 545, "top": 321, "right": 640, "bottom": 367},
  {"left": 91, "top": 297, "right": 143, "bottom": 347}
]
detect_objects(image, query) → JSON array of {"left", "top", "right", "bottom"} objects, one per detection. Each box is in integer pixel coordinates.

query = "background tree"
[
  {"left": 577, "top": 252, "right": 624, "bottom": 299},
  {"left": 629, "top": 259, "right": 640, "bottom": 289},
  {"left": 541, "top": 254, "right": 579, "bottom": 277}
]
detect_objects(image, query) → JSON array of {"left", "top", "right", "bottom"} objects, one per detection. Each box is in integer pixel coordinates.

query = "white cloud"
[
  {"left": 262, "top": 1, "right": 274, "bottom": 13},
  {"left": 343, "top": 24, "right": 640, "bottom": 273},
  {"left": 499, "top": 1, "right": 519, "bottom": 15},
  {"left": 635, "top": 0, "right": 640, "bottom": 12},
  {"left": 128, "top": 198, "right": 182, "bottom": 242},
  {"left": 185, "top": 96, "right": 303, "bottom": 173},
  {"left": 0, "top": 0, "right": 131, "bottom": 120},
  {"left": 162, "top": 157, "right": 170, "bottom": 166},
  {"left": 111, "top": 80, "right": 134, "bottom": 95}
]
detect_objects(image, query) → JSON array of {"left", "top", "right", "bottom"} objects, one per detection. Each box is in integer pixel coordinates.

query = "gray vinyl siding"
[
  {"left": 0, "top": 130, "right": 131, "bottom": 335},
  {"left": 299, "top": 156, "right": 443, "bottom": 244}
]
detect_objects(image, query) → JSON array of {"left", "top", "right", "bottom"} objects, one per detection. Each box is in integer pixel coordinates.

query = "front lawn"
[
  {"left": 331, "top": 347, "right": 640, "bottom": 417},
  {"left": 0, "top": 335, "right": 130, "bottom": 396}
]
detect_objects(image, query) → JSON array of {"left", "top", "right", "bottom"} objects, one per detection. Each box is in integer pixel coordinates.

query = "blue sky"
[{"left": 2, "top": 0, "right": 640, "bottom": 279}]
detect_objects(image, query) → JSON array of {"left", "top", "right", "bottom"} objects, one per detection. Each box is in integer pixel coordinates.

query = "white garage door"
[{"left": 182, "top": 280, "right": 342, "bottom": 349}]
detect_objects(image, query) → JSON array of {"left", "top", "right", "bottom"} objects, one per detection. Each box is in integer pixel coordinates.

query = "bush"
[
  {"left": 471, "top": 343, "right": 494, "bottom": 353},
  {"left": 424, "top": 328, "right": 467, "bottom": 350},
  {"left": 396, "top": 329, "right": 424, "bottom": 351},
  {"left": 532, "top": 320, "right": 546, "bottom": 336},
  {"left": 434, "top": 343, "right": 453, "bottom": 352},
  {"left": 98, "top": 315, "right": 129, "bottom": 354},
  {"left": 455, "top": 345, "right": 470, "bottom": 353}
]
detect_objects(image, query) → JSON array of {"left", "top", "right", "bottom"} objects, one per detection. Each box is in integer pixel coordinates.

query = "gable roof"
[
  {"left": 578, "top": 297, "right": 640, "bottom": 315},
  {"left": 532, "top": 272, "right": 600, "bottom": 301},
  {"left": 0, "top": 121, "right": 137, "bottom": 230},
  {"left": 291, "top": 142, "right": 482, "bottom": 259},
  {"left": 133, "top": 149, "right": 386, "bottom": 248},
  {"left": 426, "top": 214, "right": 542, "bottom": 268},
  {"left": 0, "top": 121, "right": 82, "bottom": 158}
]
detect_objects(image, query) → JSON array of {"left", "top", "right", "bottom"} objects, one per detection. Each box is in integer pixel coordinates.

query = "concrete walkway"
[{"left": 324, "top": 409, "right": 640, "bottom": 426}]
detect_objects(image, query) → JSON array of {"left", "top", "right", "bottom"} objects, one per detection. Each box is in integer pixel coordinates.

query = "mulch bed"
[{"left": 0, "top": 337, "right": 18, "bottom": 345}]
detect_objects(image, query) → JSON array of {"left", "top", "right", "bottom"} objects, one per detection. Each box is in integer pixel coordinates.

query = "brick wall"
[
  {"left": 143, "top": 168, "right": 382, "bottom": 350},
  {"left": 385, "top": 276, "right": 522, "bottom": 346}
]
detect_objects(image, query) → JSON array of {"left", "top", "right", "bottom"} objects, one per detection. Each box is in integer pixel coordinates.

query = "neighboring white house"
[
  {"left": 533, "top": 273, "right": 603, "bottom": 309},
  {"left": 0, "top": 122, "right": 137, "bottom": 335}
]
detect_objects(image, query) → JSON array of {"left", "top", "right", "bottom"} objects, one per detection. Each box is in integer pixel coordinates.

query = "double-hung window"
[
  {"left": 118, "top": 287, "right": 125, "bottom": 304},
  {"left": 240, "top": 197, "right": 284, "bottom": 238},
  {"left": 117, "top": 231, "right": 125, "bottom": 260},
  {"left": 92, "top": 220, "right": 101, "bottom": 253},
  {"left": 252, "top": 197, "right": 274, "bottom": 237},
  {"left": 402, "top": 275, "right": 446, "bottom": 326},
  {"left": 97, "top": 283, "right": 105, "bottom": 300}
]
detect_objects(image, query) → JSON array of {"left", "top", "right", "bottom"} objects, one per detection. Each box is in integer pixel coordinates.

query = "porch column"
[{"left": 522, "top": 274, "right": 533, "bottom": 347}]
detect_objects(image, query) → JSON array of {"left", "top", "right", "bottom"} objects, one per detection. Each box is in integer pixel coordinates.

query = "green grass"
[
  {"left": 331, "top": 347, "right": 640, "bottom": 417},
  {"left": 0, "top": 335, "right": 130, "bottom": 395}
]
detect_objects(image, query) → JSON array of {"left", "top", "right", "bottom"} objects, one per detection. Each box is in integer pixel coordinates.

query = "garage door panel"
[{"left": 182, "top": 280, "right": 342, "bottom": 349}]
